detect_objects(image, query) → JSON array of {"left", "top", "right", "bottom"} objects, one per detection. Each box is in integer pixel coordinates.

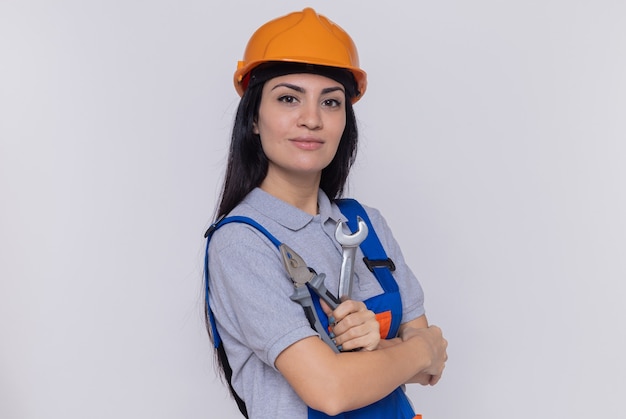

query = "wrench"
[{"left": 334, "top": 216, "right": 368, "bottom": 300}]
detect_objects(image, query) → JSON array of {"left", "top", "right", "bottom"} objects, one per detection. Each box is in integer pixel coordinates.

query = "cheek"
[
  {"left": 255, "top": 106, "right": 280, "bottom": 137},
  {"left": 331, "top": 115, "right": 347, "bottom": 144},
  {"left": 255, "top": 120, "right": 281, "bottom": 156}
]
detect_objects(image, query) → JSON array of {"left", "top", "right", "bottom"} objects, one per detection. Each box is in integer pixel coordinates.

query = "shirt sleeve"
[
  {"left": 364, "top": 206, "right": 426, "bottom": 323},
  {"left": 208, "top": 223, "right": 318, "bottom": 369}
]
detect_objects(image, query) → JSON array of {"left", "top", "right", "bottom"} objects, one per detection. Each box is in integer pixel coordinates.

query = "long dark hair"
[{"left": 206, "top": 63, "right": 359, "bottom": 416}]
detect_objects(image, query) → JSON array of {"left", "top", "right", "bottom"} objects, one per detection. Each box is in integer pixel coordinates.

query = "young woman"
[{"left": 205, "top": 8, "right": 448, "bottom": 418}]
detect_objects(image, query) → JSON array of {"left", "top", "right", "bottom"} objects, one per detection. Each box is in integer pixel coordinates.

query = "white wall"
[{"left": 1, "top": 1, "right": 625, "bottom": 418}]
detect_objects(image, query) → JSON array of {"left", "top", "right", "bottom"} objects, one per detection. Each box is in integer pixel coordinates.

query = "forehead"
[{"left": 263, "top": 73, "right": 344, "bottom": 90}]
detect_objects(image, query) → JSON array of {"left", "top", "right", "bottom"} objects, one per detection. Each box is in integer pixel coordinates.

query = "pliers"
[{"left": 280, "top": 243, "right": 342, "bottom": 353}]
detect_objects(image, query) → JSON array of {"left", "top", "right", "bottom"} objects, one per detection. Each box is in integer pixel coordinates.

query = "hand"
[
  {"left": 376, "top": 337, "right": 402, "bottom": 350},
  {"left": 400, "top": 325, "right": 448, "bottom": 385},
  {"left": 321, "top": 300, "right": 380, "bottom": 352},
  {"left": 409, "top": 371, "right": 438, "bottom": 386}
]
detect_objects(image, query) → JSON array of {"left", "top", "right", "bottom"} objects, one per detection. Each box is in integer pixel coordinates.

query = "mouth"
[{"left": 290, "top": 137, "right": 325, "bottom": 151}]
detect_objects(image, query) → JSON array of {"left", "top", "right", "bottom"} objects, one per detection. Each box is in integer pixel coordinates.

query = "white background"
[{"left": 1, "top": 1, "right": 625, "bottom": 418}]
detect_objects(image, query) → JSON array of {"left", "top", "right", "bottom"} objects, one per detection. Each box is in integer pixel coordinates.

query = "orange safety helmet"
[{"left": 234, "top": 7, "right": 367, "bottom": 103}]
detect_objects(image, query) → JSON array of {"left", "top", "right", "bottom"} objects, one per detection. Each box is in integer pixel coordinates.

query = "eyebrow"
[{"left": 271, "top": 82, "right": 345, "bottom": 95}]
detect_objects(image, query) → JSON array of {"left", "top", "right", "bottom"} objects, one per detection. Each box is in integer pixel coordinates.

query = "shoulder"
[
  {"left": 209, "top": 192, "right": 282, "bottom": 252},
  {"left": 208, "top": 221, "right": 280, "bottom": 264}
]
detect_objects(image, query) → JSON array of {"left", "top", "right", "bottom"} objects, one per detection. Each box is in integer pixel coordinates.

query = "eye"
[
  {"left": 278, "top": 95, "right": 298, "bottom": 104},
  {"left": 322, "top": 98, "right": 342, "bottom": 108}
]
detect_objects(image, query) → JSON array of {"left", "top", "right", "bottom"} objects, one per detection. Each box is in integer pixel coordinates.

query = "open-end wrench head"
[{"left": 335, "top": 216, "right": 369, "bottom": 246}]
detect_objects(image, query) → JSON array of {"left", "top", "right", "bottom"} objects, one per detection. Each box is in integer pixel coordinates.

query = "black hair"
[{"left": 205, "top": 62, "right": 359, "bottom": 417}]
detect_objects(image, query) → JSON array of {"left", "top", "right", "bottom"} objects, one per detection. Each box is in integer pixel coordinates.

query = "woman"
[{"left": 205, "top": 8, "right": 448, "bottom": 418}]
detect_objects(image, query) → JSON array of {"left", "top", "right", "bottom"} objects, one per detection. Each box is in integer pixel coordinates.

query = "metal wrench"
[{"left": 334, "top": 216, "right": 368, "bottom": 300}]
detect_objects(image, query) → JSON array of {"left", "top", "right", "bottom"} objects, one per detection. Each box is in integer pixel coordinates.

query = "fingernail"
[
  {"left": 329, "top": 316, "right": 335, "bottom": 325},
  {"left": 337, "top": 345, "right": 343, "bottom": 352},
  {"left": 329, "top": 332, "right": 335, "bottom": 339}
]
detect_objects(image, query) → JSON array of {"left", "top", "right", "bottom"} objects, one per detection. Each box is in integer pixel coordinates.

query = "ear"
[{"left": 252, "top": 119, "right": 259, "bottom": 135}]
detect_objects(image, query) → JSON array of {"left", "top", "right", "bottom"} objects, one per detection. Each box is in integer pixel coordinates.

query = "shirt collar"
[{"left": 242, "top": 188, "right": 343, "bottom": 231}]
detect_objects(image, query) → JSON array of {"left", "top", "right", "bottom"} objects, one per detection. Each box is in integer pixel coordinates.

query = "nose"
[{"left": 297, "top": 102, "right": 322, "bottom": 130}]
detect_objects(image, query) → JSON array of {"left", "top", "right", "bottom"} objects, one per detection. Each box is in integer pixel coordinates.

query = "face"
[{"left": 253, "top": 73, "right": 347, "bottom": 184}]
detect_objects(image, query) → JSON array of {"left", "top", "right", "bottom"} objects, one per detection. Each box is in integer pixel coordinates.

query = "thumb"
[{"left": 319, "top": 299, "right": 333, "bottom": 317}]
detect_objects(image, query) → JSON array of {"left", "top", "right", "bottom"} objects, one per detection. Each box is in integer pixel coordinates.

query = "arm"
[
  {"left": 377, "top": 315, "right": 445, "bottom": 385},
  {"left": 377, "top": 315, "right": 429, "bottom": 349},
  {"left": 275, "top": 321, "right": 447, "bottom": 416}
]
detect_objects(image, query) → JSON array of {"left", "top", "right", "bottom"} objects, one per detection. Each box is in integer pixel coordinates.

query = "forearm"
[
  {"left": 376, "top": 338, "right": 436, "bottom": 385},
  {"left": 277, "top": 334, "right": 432, "bottom": 415},
  {"left": 333, "top": 338, "right": 431, "bottom": 409},
  {"left": 376, "top": 316, "right": 434, "bottom": 384}
]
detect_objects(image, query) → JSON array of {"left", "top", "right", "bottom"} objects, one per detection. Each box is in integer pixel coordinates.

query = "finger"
[
  {"left": 333, "top": 322, "right": 379, "bottom": 348},
  {"left": 338, "top": 331, "right": 380, "bottom": 352},
  {"left": 331, "top": 310, "right": 375, "bottom": 335},
  {"left": 333, "top": 299, "right": 366, "bottom": 322},
  {"left": 414, "top": 372, "right": 431, "bottom": 386},
  {"left": 429, "top": 364, "right": 445, "bottom": 385},
  {"left": 429, "top": 374, "right": 442, "bottom": 386},
  {"left": 335, "top": 328, "right": 372, "bottom": 349}
]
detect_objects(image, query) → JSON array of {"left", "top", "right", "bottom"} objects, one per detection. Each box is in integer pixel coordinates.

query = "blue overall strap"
[
  {"left": 206, "top": 216, "right": 282, "bottom": 247},
  {"left": 204, "top": 216, "right": 282, "bottom": 348},
  {"left": 334, "top": 199, "right": 398, "bottom": 293}
]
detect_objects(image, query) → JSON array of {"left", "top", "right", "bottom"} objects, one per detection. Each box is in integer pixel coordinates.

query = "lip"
[{"left": 289, "top": 137, "right": 325, "bottom": 151}]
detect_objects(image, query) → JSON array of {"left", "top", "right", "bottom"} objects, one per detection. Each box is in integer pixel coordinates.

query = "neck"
[{"left": 260, "top": 170, "right": 320, "bottom": 215}]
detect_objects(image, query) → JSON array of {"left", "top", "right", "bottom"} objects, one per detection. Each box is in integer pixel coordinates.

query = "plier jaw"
[
  {"left": 280, "top": 244, "right": 315, "bottom": 286},
  {"left": 280, "top": 244, "right": 340, "bottom": 310}
]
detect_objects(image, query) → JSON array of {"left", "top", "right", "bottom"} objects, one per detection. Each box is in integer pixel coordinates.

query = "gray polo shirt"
[{"left": 208, "top": 188, "right": 425, "bottom": 418}]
